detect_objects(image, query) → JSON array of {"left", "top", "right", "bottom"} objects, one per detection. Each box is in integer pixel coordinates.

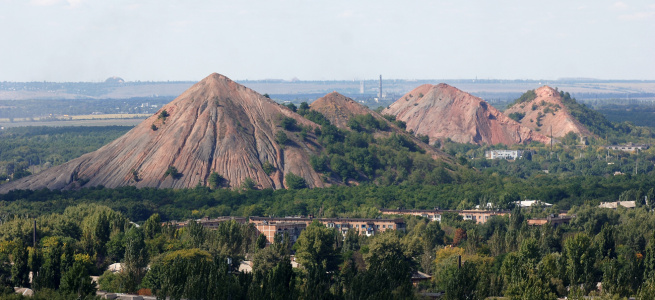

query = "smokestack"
[{"left": 379, "top": 75, "right": 382, "bottom": 99}]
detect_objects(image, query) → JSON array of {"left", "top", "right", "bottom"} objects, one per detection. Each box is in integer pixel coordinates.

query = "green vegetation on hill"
[
  {"left": 508, "top": 89, "right": 654, "bottom": 143},
  {"left": 296, "top": 105, "right": 453, "bottom": 185},
  {"left": 508, "top": 89, "right": 537, "bottom": 108},
  {"left": 558, "top": 90, "right": 654, "bottom": 142}
]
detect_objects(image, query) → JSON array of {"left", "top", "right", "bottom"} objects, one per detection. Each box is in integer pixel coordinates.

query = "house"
[
  {"left": 605, "top": 143, "right": 650, "bottom": 153},
  {"left": 165, "top": 216, "right": 247, "bottom": 229},
  {"left": 249, "top": 217, "right": 308, "bottom": 245},
  {"left": 411, "top": 271, "right": 432, "bottom": 287},
  {"left": 379, "top": 209, "right": 508, "bottom": 224},
  {"left": 248, "top": 217, "right": 406, "bottom": 245},
  {"left": 599, "top": 201, "right": 636, "bottom": 209},
  {"left": 319, "top": 218, "right": 405, "bottom": 237},
  {"left": 515, "top": 200, "right": 552, "bottom": 208},
  {"left": 485, "top": 150, "right": 523, "bottom": 160}
]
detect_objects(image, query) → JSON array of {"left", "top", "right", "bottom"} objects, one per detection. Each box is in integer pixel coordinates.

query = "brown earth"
[
  {"left": 0, "top": 73, "right": 328, "bottom": 193},
  {"left": 381, "top": 84, "right": 551, "bottom": 145},
  {"left": 310, "top": 92, "right": 449, "bottom": 160},
  {"left": 504, "top": 86, "right": 592, "bottom": 138}
]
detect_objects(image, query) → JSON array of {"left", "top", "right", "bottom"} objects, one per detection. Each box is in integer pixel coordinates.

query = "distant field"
[{"left": 0, "top": 117, "right": 145, "bottom": 128}]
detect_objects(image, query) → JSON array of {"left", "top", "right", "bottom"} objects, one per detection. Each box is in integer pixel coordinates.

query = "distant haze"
[{"left": 1, "top": 0, "right": 653, "bottom": 82}]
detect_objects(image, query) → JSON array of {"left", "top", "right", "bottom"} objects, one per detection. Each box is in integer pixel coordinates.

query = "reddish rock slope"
[
  {"left": 0, "top": 73, "right": 327, "bottom": 193},
  {"left": 504, "top": 86, "right": 592, "bottom": 138},
  {"left": 310, "top": 92, "right": 448, "bottom": 159},
  {"left": 381, "top": 84, "right": 550, "bottom": 145}
]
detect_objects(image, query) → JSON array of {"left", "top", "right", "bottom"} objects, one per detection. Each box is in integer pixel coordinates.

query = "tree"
[
  {"left": 285, "top": 172, "right": 307, "bottom": 190},
  {"left": 256, "top": 234, "right": 267, "bottom": 250},
  {"left": 253, "top": 233, "right": 291, "bottom": 272},
  {"left": 158, "top": 110, "right": 169, "bottom": 120},
  {"left": 143, "top": 213, "right": 162, "bottom": 239},
  {"left": 564, "top": 233, "right": 598, "bottom": 292},
  {"left": 164, "top": 166, "right": 181, "bottom": 179},
  {"left": 358, "top": 232, "right": 414, "bottom": 299},
  {"left": 276, "top": 131, "right": 289, "bottom": 146},
  {"left": 280, "top": 117, "right": 298, "bottom": 131},
  {"left": 240, "top": 177, "right": 256, "bottom": 191},
  {"left": 60, "top": 257, "right": 95, "bottom": 298},
  {"left": 208, "top": 172, "right": 225, "bottom": 189},
  {"left": 284, "top": 103, "right": 297, "bottom": 112},
  {"left": 453, "top": 228, "right": 467, "bottom": 246},
  {"left": 34, "top": 238, "right": 62, "bottom": 290},
  {"left": 293, "top": 221, "right": 338, "bottom": 271},
  {"left": 11, "top": 240, "right": 29, "bottom": 287},
  {"left": 122, "top": 227, "right": 148, "bottom": 293},
  {"left": 444, "top": 262, "right": 479, "bottom": 300}
]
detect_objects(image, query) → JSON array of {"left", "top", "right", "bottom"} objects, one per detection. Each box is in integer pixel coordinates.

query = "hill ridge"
[
  {"left": 505, "top": 85, "right": 593, "bottom": 138},
  {"left": 382, "top": 83, "right": 550, "bottom": 145}
]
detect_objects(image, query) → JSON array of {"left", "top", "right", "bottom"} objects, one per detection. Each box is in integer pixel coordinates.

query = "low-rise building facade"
[
  {"left": 249, "top": 216, "right": 406, "bottom": 245},
  {"left": 249, "top": 217, "right": 308, "bottom": 245},
  {"left": 379, "top": 209, "right": 508, "bottom": 224},
  {"left": 606, "top": 143, "right": 650, "bottom": 153},
  {"left": 166, "top": 216, "right": 247, "bottom": 229},
  {"left": 485, "top": 150, "right": 523, "bottom": 160}
]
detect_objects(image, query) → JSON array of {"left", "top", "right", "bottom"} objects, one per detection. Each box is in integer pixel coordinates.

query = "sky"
[{"left": 0, "top": 0, "right": 653, "bottom": 82}]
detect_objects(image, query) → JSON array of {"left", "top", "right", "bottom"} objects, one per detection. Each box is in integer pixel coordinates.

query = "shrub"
[
  {"left": 158, "top": 110, "right": 169, "bottom": 120},
  {"left": 508, "top": 112, "right": 525, "bottom": 122},
  {"left": 164, "top": 166, "right": 181, "bottom": 179},
  {"left": 280, "top": 117, "right": 299, "bottom": 131},
  {"left": 262, "top": 161, "right": 275, "bottom": 175},
  {"left": 208, "top": 172, "right": 224, "bottom": 189},
  {"left": 276, "top": 131, "right": 289, "bottom": 145}
]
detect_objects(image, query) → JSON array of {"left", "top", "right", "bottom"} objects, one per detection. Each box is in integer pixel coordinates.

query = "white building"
[
  {"left": 515, "top": 200, "right": 553, "bottom": 208},
  {"left": 485, "top": 150, "right": 523, "bottom": 160},
  {"left": 599, "top": 201, "right": 636, "bottom": 209}
]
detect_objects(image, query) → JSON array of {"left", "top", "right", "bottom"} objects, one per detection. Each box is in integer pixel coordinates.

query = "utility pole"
[{"left": 550, "top": 126, "right": 553, "bottom": 152}]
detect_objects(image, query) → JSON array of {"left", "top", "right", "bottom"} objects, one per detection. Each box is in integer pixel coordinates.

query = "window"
[
  {"left": 382, "top": 225, "right": 386, "bottom": 228},
  {"left": 361, "top": 225, "right": 365, "bottom": 228},
  {"left": 376, "top": 225, "right": 380, "bottom": 229}
]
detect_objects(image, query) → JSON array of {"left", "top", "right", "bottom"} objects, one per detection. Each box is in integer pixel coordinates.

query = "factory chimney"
[{"left": 378, "top": 75, "right": 382, "bottom": 99}]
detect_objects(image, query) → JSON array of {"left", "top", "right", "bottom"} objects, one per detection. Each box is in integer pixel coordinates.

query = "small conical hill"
[
  {"left": 382, "top": 84, "right": 550, "bottom": 145},
  {"left": 504, "top": 86, "right": 593, "bottom": 138},
  {"left": 310, "top": 92, "right": 448, "bottom": 159},
  {"left": 0, "top": 73, "right": 327, "bottom": 193}
]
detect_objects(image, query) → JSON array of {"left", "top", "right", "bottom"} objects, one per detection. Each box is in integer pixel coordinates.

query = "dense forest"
[{"left": 3, "top": 202, "right": 655, "bottom": 299}]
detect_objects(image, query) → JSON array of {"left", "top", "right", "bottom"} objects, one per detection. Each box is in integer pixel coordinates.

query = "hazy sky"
[{"left": 1, "top": 0, "right": 653, "bottom": 81}]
